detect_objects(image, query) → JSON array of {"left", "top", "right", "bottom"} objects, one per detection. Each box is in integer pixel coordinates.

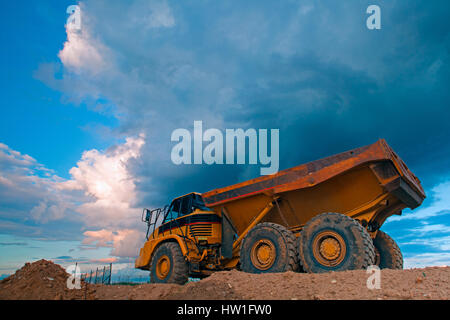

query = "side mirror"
[{"left": 142, "top": 208, "right": 151, "bottom": 222}]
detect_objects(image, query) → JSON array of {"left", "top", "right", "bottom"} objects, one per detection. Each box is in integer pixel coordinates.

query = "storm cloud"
[
  {"left": 37, "top": 0, "right": 450, "bottom": 200},
  {"left": 13, "top": 0, "right": 450, "bottom": 262}
]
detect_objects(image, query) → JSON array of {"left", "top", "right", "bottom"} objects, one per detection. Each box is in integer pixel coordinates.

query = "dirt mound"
[
  {"left": 93, "top": 266, "right": 450, "bottom": 300},
  {"left": 1, "top": 260, "right": 449, "bottom": 300},
  {"left": 0, "top": 259, "right": 95, "bottom": 300}
]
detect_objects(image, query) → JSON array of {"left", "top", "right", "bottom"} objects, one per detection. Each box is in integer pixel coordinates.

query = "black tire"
[
  {"left": 240, "top": 222, "right": 299, "bottom": 273},
  {"left": 299, "top": 212, "right": 375, "bottom": 273},
  {"left": 373, "top": 230, "right": 403, "bottom": 269},
  {"left": 149, "top": 242, "right": 189, "bottom": 284}
]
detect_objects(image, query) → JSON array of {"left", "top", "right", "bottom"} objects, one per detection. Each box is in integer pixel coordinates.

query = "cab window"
[
  {"left": 192, "top": 194, "right": 210, "bottom": 211},
  {"left": 179, "top": 195, "right": 192, "bottom": 216},
  {"left": 164, "top": 194, "right": 195, "bottom": 222},
  {"left": 164, "top": 198, "right": 181, "bottom": 223}
]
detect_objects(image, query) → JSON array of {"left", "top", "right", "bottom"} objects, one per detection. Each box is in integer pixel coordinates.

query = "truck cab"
[{"left": 135, "top": 192, "right": 231, "bottom": 281}]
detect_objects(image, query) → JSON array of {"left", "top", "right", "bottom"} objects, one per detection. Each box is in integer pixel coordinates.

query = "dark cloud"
[
  {"left": 123, "top": 0, "right": 450, "bottom": 207},
  {"left": 0, "top": 242, "right": 28, "bottom": 246},
  {"left": 0, "top": 218, "right": 85, "bottom": 241},
  {"left": 54, "top": 256, "right": 72, "bottom": 259},
  {"left": 36, "top": 1, "right": 450, "bottom": 232}
]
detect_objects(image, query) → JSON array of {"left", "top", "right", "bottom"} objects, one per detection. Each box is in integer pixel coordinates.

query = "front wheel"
[
  {"left": 149, "top": 242, "right": 189, "bottom": 284},
  {"left": 298, "top": 212, "right": 375, "bottom": 273}
]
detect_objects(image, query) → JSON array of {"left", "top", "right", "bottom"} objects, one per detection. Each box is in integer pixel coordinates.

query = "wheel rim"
[
  {"left": 250, "top": 239, "right": 276, "bottom": 270},
  {"left": 312, "top": 231, "right": 346, "bottom": 267},
  {"left": 155, "top": 255, "right": 171, "bottom": 280}
]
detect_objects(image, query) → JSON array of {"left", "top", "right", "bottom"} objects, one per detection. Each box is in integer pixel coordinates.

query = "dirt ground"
[
  {"left": 0, "top": 260, "right": 95, "bottom": 300},
  {"left": 0, "top": 259, "right": 448, "bottom": 300}
]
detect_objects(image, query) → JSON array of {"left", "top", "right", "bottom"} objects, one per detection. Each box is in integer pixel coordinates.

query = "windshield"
[{"left": 163, "top": 194, "right": 211, "bottom": 223}]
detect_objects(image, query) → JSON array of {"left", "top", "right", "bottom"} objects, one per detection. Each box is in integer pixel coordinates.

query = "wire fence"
[
  {"left": 80, "top": 263, "right": 112, "bottom": 285},
  {"left": 113, "top": 274, "right": 149, "bottom": 284}
]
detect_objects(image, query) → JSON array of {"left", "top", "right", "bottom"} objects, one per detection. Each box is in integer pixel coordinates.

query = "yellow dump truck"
[{"left": 135, "top": 139, "right": 425, "bottom": 284}]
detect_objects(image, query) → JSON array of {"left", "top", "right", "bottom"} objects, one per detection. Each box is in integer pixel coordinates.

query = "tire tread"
[
  {"left": 298, "top": 212, "right": 375, "bottom": 273},
  {"left": 241, "top": 222, "right": 299, "bottom": 273}
]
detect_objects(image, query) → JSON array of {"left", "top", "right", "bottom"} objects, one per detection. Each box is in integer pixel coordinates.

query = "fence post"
[
  {"left": 109, "top": 263, "right": 112, "bottom": 285},
  {"left": 95, "top": 268, "right": 98, "bottom": 284},
  {"left": 101, "top": 266, "right": 105, "bottom": 284}
]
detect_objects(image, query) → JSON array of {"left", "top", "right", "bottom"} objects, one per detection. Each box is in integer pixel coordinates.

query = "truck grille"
[{"left": 189, "top": 223, "right": 212, "bottom": 237}]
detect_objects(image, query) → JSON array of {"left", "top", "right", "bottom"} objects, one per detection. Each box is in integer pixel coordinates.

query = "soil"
[
  {"left": 0, "top": 259, "right": 448, "bottom": 300},
  {"left": 0, "top": 259, "right": 95, "bottom": 300}
]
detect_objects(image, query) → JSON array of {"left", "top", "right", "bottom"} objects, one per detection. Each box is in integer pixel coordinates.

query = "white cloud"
[
  {"left": 58, "top": 134, "right": 147, "bottom": 257},
  {"left": 59, "top": 29, "right": 106, "bottom": 74},
  {"left": 386, "top": 182, "right": 450, "bottom": 268},
  {"left": 0, "top": 143, "right": 38, "bottom": 172},
  {"left": 110, "top": 229, "right": 143, "bottom": 257},
  {"left": 58, "top": 0, "right": 175, "bottom": 76},
  {"left": 0, "top": 136, "right": 147, "bottom": 257},
  {"left": 60, "top": 135, "right": 145, "bottom": 229},
  {"left": 127, "top": 0, "right": 175, "bottom": 29},
  {"left": 82, "top": 228, "right": 142, "bottom": 257},
  {"left": 89, "top": 257, "right": 118, "bottom": 264},
  {"left": 30, "top": 201, "right": 68, "bottom": 223},
  {"left": 400, "top": 236, "right": 450, "bottom": 252},
  {"left": 408, "top": 223, "right": 450, "bottom": 236},
  {"left": 0, "top": 143, "right": 76, "bottom": 224},
  {"left": 58, "top": 4, "right": 111, "bottom": 75},
  {"left": 82, "top": 229, "right": 114, "bottom": 247},
  {"left": 404, "top": 252, "right": 450, "bottom": 269}
]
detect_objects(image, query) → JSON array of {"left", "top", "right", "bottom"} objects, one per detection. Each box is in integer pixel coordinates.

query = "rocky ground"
[{"left": 0, "top": 259, "right": 448, "bottom": 300}]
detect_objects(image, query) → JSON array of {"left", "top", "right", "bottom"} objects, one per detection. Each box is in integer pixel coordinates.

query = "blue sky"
[
  {"left": 1, "top": 1, "right": 119, "bottom": 177},
  {"left": 1, "top": 0, "right": 450, "bottom": 278}
]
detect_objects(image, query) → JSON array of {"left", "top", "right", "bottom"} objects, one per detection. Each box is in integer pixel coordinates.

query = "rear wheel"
[
  {"left": 240, "top": 222, "right": 298, "bottom": 273},
  {"left": 299, "top": 212, "right": 375, "bottom": 273},
  {"left": 373, "top": 230, "right": 403, "bottom": 269},
  {"left": 150, "top": 242, "right": 189, "bottom": 284}
]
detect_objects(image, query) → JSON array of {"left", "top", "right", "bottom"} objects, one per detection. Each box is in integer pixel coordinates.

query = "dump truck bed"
[
  {"left": 202, "top": 139, "right": 425, "bottom": 235},
  {"left": 203, "top": 139, "right": 424, "bottom": 207}
]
